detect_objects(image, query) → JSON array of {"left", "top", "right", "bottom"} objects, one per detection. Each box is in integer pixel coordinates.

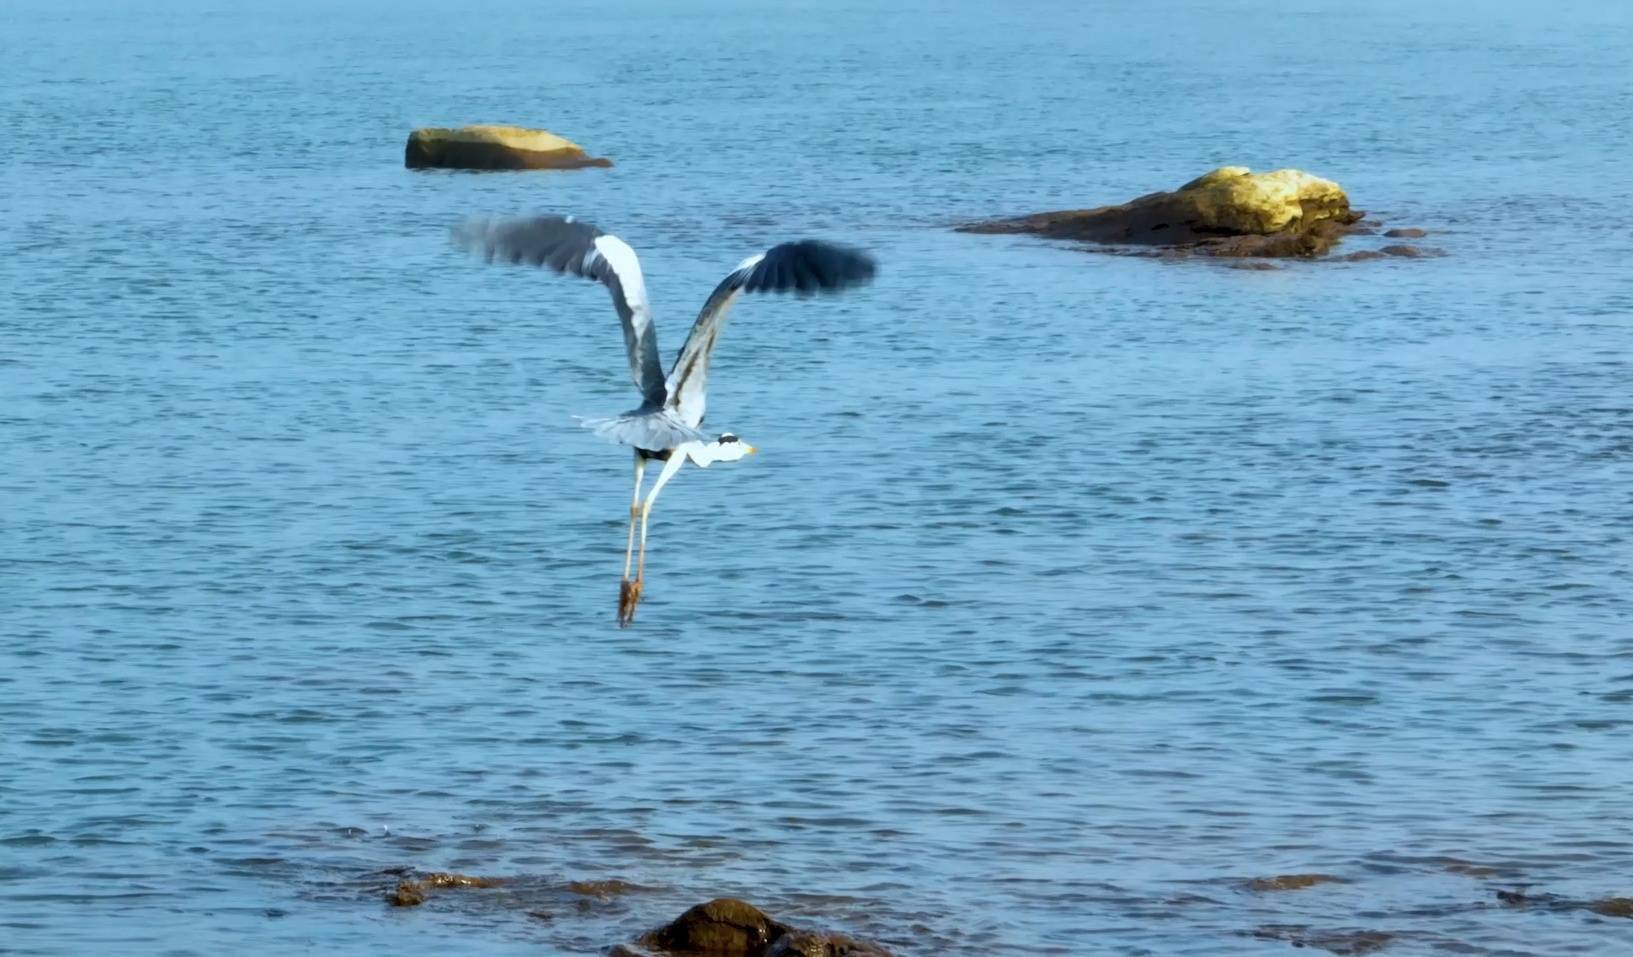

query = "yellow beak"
[{"left": 745, "top": 444, "right": 759, "bottom": 455}]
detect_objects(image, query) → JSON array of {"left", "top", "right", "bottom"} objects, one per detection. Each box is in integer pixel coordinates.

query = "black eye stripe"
[{"left": 718, "top": 434, "right": 738, "bottom": 443}]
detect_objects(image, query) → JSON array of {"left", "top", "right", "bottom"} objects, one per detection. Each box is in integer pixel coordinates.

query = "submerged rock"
[
  {"left": 1497, "top": 889, "right": 1633, "bottom": 918},
  {"left": 389, "top": 880, "right": 427, "bottom": 907},
  {"left": 385, "top": 871, "right": 501, "bottom": 906},
  {"left": 1248, "top": 873, "right": 1348, "bottom": 892},
  {"left": 1251, "top": 925, "right": 1393, "bottom": 955},
  {"left": 957, "top": 166, "right": 1361, "bottom": 258},
  {"left": 1384, "top": 227, "right": 1428, "bottom": 238},
  {"left": 568, "top": 878, "right": 649, "bottom": 898},
  {"left": 405, "top": 124, "right": 613, "bottom": 171}
]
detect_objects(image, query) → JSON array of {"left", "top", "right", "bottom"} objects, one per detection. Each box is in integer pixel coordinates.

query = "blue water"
[{"left": 5, "top": 1, "right": 1633, "bottom": 954}]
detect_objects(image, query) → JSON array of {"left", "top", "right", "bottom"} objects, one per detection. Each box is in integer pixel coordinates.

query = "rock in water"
[
  {"left": 389, "top": 880, "right": 427, "bottom": 906},
  {"left": 404, "top": 125, "right": 613, "bottom": 171},
  {"left": 640, "top": 898, "right": 789, "bottom": 956},
  {"left": 957, "top": 166, "right": 1360, "bottom": 257},
  {"left": 631, "top": 898, "right": 894, "bottom": 957}
]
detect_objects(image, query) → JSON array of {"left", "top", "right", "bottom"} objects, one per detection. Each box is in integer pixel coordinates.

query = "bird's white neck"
[{"left": 683, "top": 436, "right": 755, "bottom": 468}]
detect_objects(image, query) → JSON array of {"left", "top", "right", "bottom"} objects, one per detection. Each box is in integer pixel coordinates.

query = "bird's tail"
[{"left": 575, "top": 409, "right": 705, "bottom": 452}]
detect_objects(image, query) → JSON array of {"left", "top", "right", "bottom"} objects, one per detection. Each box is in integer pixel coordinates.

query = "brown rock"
[
  {"left": 1383, "top": 227, "right": 1427, "bottom": 238},
  {"left": 1589, "top": 897, "right": 1633, "bottom": 918},
  {"left": 1380, "top": 244, "right": 1447, "bottom": 258},
  {"left": 1333, "top": 250, "right": 1388, "bottom": 262},
  {"left": 1197, "top": 218, "right": 1350, "bottom": 258},
  {"left": 640, "top": 898, "right": 790, "bottom": 956},
  {"left": 405, "top": 124, "right": 613, "bottom": 171},
  {"left": 1248, "top": 873, "right": 1347, "bottom": 892}
]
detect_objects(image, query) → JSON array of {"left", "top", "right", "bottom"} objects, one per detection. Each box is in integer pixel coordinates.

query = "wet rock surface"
[
  {"left": 637, "top": 898, "right": 789, "bottom": 955},
  {"left": 1384, "top": 227, "right": 1428, "bottom": 238}
]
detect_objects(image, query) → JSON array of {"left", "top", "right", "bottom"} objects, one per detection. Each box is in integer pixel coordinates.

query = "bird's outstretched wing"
[
  {"left": 454, "top": 215, "right": 666, "bottom": 407},
  {"left": 666, "top": 240, "right": 876, "bottom": 427}
]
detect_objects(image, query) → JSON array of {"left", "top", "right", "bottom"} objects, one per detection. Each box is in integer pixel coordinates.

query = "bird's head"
[{"left": 685, "top": 432, "right": 757, "bottom": 468}]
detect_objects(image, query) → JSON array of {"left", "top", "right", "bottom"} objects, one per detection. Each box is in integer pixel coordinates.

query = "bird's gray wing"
[
  {"left": 454, "top": 214, "right": 666, "bottom": 407},
  {"left": 665, "top": 240, "right": 877, "bottom": 428}
]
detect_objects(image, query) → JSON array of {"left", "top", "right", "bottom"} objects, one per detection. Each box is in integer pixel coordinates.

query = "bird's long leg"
[
  {"left": 618, "top": 452, "right": 646, "bottom": 625},
  {"left": 622, "top": 451, "right": 646, "bottom": 580},
  {"left": 620, "top": 448, "right": 687, "bottom": 627}
]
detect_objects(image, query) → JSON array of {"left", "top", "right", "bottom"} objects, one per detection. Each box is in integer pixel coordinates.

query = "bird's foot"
[{"left": 617, "top": 577, "right": 643, "bottom": 627}]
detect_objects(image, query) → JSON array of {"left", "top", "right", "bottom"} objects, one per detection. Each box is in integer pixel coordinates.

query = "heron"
[{"left": 454, "top": 214, "right": 877, "bottom": 626}]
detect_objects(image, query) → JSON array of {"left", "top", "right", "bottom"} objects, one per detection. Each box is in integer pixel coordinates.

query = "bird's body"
[{"left": 456, "top": 214, "right": 876, "bottom": 625}]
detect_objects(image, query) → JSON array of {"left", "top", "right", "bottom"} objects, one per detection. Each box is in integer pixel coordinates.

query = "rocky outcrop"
[
  {"left": 627, "top": 898, "right": 892, "bottom": 957},
  {"left": 405, "top": 124, "right": 612, "bottom": 170},
  {"left": 638, "top": 898, "right": 788, "bottom": 955},
  {"left": 957, "top": 166, "right": 1363, "bottom": 257}
]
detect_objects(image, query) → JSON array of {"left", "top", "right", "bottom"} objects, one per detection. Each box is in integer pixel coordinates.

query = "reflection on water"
[{"left": 4, "top": 0, "right": 1633, "bottom": 954}]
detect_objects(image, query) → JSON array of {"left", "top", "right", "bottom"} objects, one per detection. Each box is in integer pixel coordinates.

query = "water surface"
[{"left": 4, "top": 1, "right": 1633, "bottom": 954}]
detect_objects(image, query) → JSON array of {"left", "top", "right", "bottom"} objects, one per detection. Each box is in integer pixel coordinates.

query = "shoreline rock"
[
  {"left": 957, "top": 166, "right": 1364, "bottom": 258},
  {"left": 619, "top": 897, "right": 893, "bottom": 957},
  {"left": 405, "top": 124, "right": 613, "bottom": 171}
]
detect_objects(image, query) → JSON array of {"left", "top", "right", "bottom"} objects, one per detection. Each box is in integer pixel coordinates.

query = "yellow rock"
[
  {"left": 405, "top": 124, "right": 612, "bottom": 170},
  {"left": 1178, "top": 166, "right": 1253, "bottom": 190},
  {"left": 1177, "top": 167, "right": 1350, "bottom": 234}
]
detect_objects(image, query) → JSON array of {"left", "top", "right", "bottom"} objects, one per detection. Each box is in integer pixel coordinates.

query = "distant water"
[{"left": 5, "top": 1, "right": 1633, "bottom": 954}]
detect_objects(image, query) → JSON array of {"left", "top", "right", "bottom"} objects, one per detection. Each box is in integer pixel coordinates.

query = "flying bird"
[{"left": 455, "top": 214, "right": 877, "bottom": 626}]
